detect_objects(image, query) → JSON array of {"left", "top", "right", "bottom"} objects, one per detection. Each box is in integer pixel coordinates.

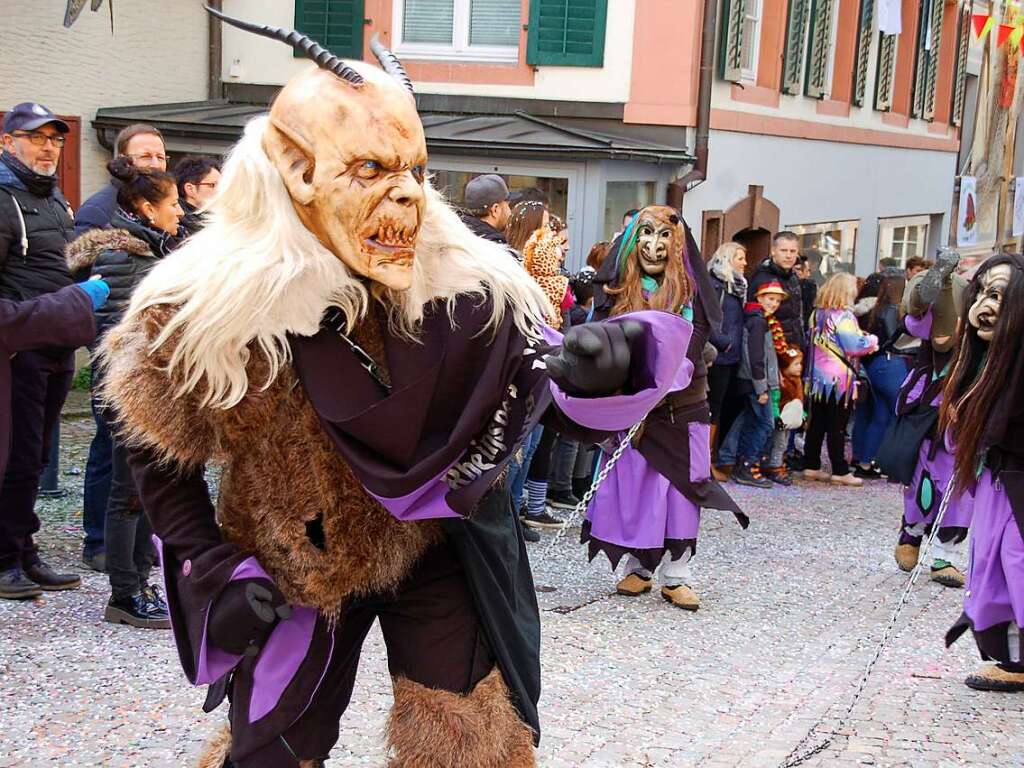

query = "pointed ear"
[{"left": 263, "top": 118, "right": 317, "bottom": 206}]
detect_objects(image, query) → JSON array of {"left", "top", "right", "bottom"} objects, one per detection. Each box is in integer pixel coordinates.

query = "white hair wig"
[{"left": 112, "top": 115, "right": 549, "bottom": 409}]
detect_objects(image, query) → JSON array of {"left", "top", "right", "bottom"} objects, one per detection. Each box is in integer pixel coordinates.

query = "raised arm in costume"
[
  {"left": 99, "top": 11, "right": 693, "bottom": 768},
  {"left": 880, "top": 252, "right": 974, "bottom": 588},
  {"left": 942, "top": 254, "right": 1024, "bottom": 693},
  {"left": 581, "top": 206, "right": 747, "bottom": 612}
]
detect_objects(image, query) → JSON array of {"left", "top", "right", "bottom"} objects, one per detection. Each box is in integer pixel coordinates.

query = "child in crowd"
[
  {"left": 719, "top": 281, "right": 788, "bottom": 488},
  {"left": 762, "top": 347, "right": 804, "bottom": 486}
]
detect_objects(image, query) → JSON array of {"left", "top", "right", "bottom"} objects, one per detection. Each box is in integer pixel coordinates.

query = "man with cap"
[
  {"left": 0, "top": 102, "right": 84, "bottom": 599},
  {"left": 458, "top": 173, "right": 514, "bottom": 251}
]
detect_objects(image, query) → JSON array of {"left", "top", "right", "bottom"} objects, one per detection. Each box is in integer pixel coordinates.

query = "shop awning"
[{"left": 92, "top": 100, "right": 693, "bottom": 165}]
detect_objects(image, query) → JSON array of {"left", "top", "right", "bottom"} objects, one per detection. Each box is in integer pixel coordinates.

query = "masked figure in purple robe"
[
  {"left": 941, "top": 253, "right": 1024, "bottom": 693},
  {"left": 883, "top": 253, "right": 974, "bottom": 588},
  {"left": 98, "top": 11, "right": 693, "bottom": 768},
  {"left": 582, "top": 206, "right": 747, "bottom": 611}
]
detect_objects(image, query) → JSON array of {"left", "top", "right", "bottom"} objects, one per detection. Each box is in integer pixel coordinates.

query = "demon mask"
[
  {"left": 607, "top": 205, "right": 692, "bottom": 316},
  {"left": 210, "top": 9, "right": 427, "bottom": 292},
  {"left": 633, "top": 207, "right": 681, "bottom": 279}
]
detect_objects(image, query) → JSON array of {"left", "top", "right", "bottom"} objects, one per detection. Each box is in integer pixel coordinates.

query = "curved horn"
[
  {"left": 370, "top": 34, "right": 414, "bottom": 94},
  {"left": 205, "top": 5, "right": 364, "bottom": 85}
]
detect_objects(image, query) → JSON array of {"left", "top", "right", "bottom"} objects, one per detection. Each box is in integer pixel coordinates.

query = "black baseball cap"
[
  {"left": 3, "top": 102, "right": 70, "bottom": 135},
  {"left": 464, "top": 174, "right": 510, "bottom": 210}
]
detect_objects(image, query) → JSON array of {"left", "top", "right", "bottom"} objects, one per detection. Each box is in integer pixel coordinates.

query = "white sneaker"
[
  {"left": 802, "top": 469, "right": 832, "bottom": 482},
  {"left": 831, "top": 473, "right": 864, "bottom": 487}
]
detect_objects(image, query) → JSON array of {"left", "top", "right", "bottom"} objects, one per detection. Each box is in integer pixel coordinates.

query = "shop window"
[
  {"left": 786, "top": 220, "right": 858, "bottom": 281},
  {"left": 394, "top": 0, "right": 520, "bottom": 63},
  {"left": 431, "top": 168, "right": 569, "bottom": 222},
  {"left": 602, "top": 181, "right": 656, "bottom": 242},
  {"left": 877, "top": 216, "right": 929, "bottom": 268}
]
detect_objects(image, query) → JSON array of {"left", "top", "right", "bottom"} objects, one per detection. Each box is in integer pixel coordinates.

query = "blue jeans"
[
  {"left": 508, "top": 425, "right": 544, "bottom": 509},
  {"left": 851, "top": 354, "right": 909, "bottom": 464},
  {"left": 719, "top": 393, "right": 774, "bottom": 466},
  {"left": 82, "top": 390, "right": 112, "bottom": 555}
]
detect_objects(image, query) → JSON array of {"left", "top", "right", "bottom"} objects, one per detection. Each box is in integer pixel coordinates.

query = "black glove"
[
  {"left": 545, "top": 320, "right": 644, "bottom": 397},
  {"left": 916, "top": 249, "right": 960, "bottom": 305},
  {"left": 207, "top": 578, "right": 291, "bottom": 657}
]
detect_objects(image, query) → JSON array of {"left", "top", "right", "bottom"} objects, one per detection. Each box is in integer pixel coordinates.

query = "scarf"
[
  {"left": 0, "top": 151, "right": 57, "bottom": 197},
  {"left": 766, "top": 313, "right": 788, "bottom": 358},
  {"left": 114, "top": 206, "right": 180, "bottom": 257},
  {"left": 710, "top": 261, "right": 747, "bottom": 301}
]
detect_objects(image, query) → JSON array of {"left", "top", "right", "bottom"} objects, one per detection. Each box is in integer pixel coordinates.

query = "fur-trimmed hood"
[{"left": 66, "top": 227, "right": 153, "bottom": 274}]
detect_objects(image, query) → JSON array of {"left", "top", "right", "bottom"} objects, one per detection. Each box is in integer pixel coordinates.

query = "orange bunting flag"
[
  {"left": 973, "top": 14, "right": 996, "bottom": 39},
  {"left": 998, "top": 23, "right": 1015, "bottom": 47}
]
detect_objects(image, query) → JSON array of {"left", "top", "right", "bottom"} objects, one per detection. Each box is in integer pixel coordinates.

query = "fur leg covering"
[
  {"left": 386, "top": 667, "right": 536, "bottom": 768},
  {"left": 195, "top": 724, "right": 231, "bottom": 768}
]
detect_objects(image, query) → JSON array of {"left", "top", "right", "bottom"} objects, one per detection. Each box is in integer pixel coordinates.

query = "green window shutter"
[
  {"left": 952, "top": 0, "right": 972, "bottom": 126},
  {"left": 921, "top": 0, "right": 946, "bottom": 120},
  {"left": 718, "top": 0, "right": 747, "bottom": 84},
  {"left": 294, "top": 0, "right": 365, "bottom": 60},
  {"left": 805, "top": 0, "right": 836, "bottom": 99},
  {"left": 526, "top": 0, "right": 608, "bottom": 67},
  {"left": 851, "top": 0, "right": 873, "bottom": 106},
  {"left": 874, "top": 32, "right": 897, "bottom": 111},
  {"left": 781, "top": 0, "right": 810, "bottom": 95}
]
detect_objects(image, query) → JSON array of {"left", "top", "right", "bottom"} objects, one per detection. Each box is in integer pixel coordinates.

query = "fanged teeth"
[{"left": 375, "top": 223, "right": 415, "bottom": 246}]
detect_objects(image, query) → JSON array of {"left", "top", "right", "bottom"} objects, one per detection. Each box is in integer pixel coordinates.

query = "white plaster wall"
[
  {"left": 0, "top": 0, "right": 209, "bottom": 200},
  {"left": 682, "top": 129, "right": 958, "bottom": 274},
  {"left": 221, "top": 0, "right": 634, "bottom": 102}
]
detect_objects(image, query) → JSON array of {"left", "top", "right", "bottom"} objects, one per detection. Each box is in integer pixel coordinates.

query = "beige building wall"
[{"left": 0, "top": 0, "right": 209, "bottom": 202}]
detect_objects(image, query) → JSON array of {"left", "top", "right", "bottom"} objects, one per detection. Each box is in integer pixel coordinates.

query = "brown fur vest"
[{"left": 102, "top": 305, "right": 443, "bottom": 615}]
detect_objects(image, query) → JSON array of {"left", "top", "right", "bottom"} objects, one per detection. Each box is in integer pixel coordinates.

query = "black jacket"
[
  {"left": 747, "top": 259, "right": 804, "bottom": 348},
  {"left": 458, "top": 211, "right": 521, "bottom": 261},
  {"left": 0, "top": 157, "right": 74, "bottom": 301},
  {"left": 179, "top": 200, "right": 205, "bottom": 237},
  {"left": 66, "top": 212, "right": 169, "bottom": 338},
  {"left": 73, "top": 183, "right": 118, "bottom": 237}
]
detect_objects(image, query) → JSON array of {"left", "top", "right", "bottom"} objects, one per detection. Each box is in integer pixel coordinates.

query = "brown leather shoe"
[
  {"left": 712, "top": 465, "right": 731, "bottom": 482},
  {"left": 661, "top": 584, "right": 700, "bottom": 611},
  {"left": 894, "top": 543, "right": 920, "bottom": 572},
  {"left": 24, "top": 561, "right": 81, "bottom": 591},
  {"left": 615, "top": 573, "right": 652, "bottom": 596},
  {"left": 965, "top": 664, "right": 1024, "bottom": 692},
  {"left": 930, "top": 564, "right": 965, "bottom": 588}
]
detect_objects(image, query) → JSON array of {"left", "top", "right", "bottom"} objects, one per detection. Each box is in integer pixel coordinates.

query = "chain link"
[
  {"left": 535, "top": 421, "right": 645, "bottom": 562},
  {"left": 778, "top": 483, "right": 956, "bottom": 767}
]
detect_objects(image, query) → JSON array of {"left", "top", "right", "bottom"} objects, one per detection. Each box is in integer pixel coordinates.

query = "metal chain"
[
  {"left": 778, "top": 484, "right": 956, "bottom": 768},
  {"left": 535, "top": 421, "right": 645, "bottom": 562}
]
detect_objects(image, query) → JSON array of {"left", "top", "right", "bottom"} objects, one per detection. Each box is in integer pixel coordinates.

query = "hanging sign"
[{"left": 958, "top": 177, "right": 979, "bottom": 247}]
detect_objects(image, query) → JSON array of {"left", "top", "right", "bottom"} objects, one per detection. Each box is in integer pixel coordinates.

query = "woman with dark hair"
[
  {"left": 66, "top": 155, "right": 182, "bottom": 628},
  {"left": 505, "top": 200, "right": 548, "bottom": 255},
  {"left": 851, "top": 271, "right": 910, "bottom": 476},
  {"left": 941, "top": 253, "right": 1024, "bottom": 693}
]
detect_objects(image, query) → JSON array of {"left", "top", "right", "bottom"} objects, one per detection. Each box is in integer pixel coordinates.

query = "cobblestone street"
[{"left": 0, "top": 405, "right": 1021, "bottom": 767}]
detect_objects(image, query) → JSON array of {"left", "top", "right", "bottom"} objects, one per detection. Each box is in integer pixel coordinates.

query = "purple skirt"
[
  {"left": 582, "top": 423, "right": 711, "bottom": 572},
  {"left": 903, "top": 438, "right": 974, "bottom": 533}
]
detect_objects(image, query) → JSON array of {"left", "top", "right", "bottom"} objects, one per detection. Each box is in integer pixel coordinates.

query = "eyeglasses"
[
  {"left": 126, "top": 152, "right": 167, "bottom": 164},
  {"left": 195, "top": 181, "right": 218, "bottom": 189},
  {"left": 11, "top": 131, "right": 66, "bottom": 148}
]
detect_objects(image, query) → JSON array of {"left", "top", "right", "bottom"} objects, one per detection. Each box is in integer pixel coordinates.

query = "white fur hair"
[{"left": 115, "top": 115, "right": 549, "bottom": 409}]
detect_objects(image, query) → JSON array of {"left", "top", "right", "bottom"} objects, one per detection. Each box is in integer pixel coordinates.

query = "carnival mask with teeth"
[
  {"left": 634, "top": 208, "right": 681, "bottom": 278},
  {"left": 209, "top": 9, "right": 427, "bottom": 291},
  {"left": 968, "top": 263, "right": 1012, "bottom": 342}
]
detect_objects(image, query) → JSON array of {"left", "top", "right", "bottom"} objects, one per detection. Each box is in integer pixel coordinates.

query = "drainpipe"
[
  {"left": 208, "top": 0, "right": 224, "bottom": 100},
  {"left": 667, "top": 0, "right": 716, "bottom": 210}
]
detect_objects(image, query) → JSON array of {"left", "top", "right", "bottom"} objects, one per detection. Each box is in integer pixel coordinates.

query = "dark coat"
[
  {"left": 709, "top": 273, "right": 745, "bottom": 366},
  {"left": 736, "top": 305, "right": 779, "bottom": 396},
  {"left": 0, "top": 285, "right": 95, "bottom": 478},
  {"left": 66, "top": 213, "right": 168, "bottom": 339},
  {"left": 178, "top": 200, "right": 205, "bottom": 237},
  {"left": 73, "top": 183, "right": 118, "bottom": 237},
  {"left": 748, "top": 258, "right": 804, "bottom": 348},
  {"left": 457, "top": 211, "right": 521, "bottom": 261},
  {"left": 0, "top": 158, "right": 75, "bottom": 301}
]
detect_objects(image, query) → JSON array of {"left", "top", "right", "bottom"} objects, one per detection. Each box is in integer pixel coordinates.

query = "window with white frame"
[
  {"left": 877, "top": 215, "right": 930, "bottom": 267},
  {"left": 393, "top": 0, "right": 520, "bottom": 63},
  {"left": 740, "top": 0, "right": 763, "bottom": 81}
]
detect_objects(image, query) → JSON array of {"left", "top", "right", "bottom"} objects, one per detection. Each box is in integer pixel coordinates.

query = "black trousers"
[
  {"left": 105, "top": 437, "right": 155, "bottom": 599},
  {"left": 0, "top": 349, "right": 74, "bottom": 570},
  {"left": 803, "top": 394, "right": 852, "bottom": 476},
  {"left": 707, "top": 363, "right": 743, "bottom": 456},
  {"left": 232, "top": 542, "right": 495, "bottom": 767}
]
